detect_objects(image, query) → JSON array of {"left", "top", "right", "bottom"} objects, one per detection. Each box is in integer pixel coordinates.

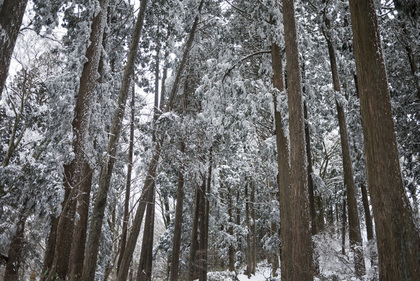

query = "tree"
[
  {"left": 348, "top": 0, "right": 420, "bottom": 279},
  {"left": 282, "top": 0, "right": 313, "bottom": 279},
  {"left": 0, "top": 0, "right": 29, "bottom": 96},
  {"left": 81, "top": 0, "right": 149, "bottom": 279}
]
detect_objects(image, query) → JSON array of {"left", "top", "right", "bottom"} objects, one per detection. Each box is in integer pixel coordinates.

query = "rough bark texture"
[
  {"left": 68, "top": 162, "right": 93, "bottom": 281},
  {"left": 41, "top": 215, "right": 58, "bottom": 279},
  {"left": 81, "top": 1, "right": 148, "bottom": 279},
  {"left": 323, "top": 17, "right": 366, "bottom": 276},
  {"left": 270, "top": 42, "right": 293, "bottom": 281},
  {"left": 348, "top": 0, "right": 420, "bottom": 280},
  {"left": 0, "top": 0, "right": 28, "bottom": 96},
  {"left": 282, "top": 0, "right": 313, "bottom": 279}
]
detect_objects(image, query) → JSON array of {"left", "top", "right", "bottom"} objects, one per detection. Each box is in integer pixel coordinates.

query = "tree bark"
[
  {"left": 348, "top": 0, "right": 420, "bottom": 279},
  {"left": 81, "top": 0, "right": 148, "bottom": 279},
  {"left": 0, "top": 0, "right": 28, "bottom": 97},
  {"left": 341, "top": 199, "right": 347, "bottom": 256},
  {"left": 270, "top": 42, "right": 293, "bottom": 281},
  {"left": 282, "top": 0, "right": 313, "bottom": 279}
]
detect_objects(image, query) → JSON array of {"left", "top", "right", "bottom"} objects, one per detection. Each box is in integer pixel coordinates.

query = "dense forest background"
[{"left": 0, "top": 0, "right": 419, "bottom": 280}]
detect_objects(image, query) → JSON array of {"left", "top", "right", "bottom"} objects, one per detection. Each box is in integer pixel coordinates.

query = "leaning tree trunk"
[
  {"left": 0, "top": 0, "right": 28, "bottom": 96},
  {"left": 282, "top": 0, "right": 313, "bottom": 279},
  {"left": 322, "top": 13, "right": 366, "bottom": 276},
  {"left": 81, "top": 0, "right": 148, "bottom": 279},
  {"left": 348, "top": 0, "right": 420, "bottom": 279},
  {"left": 270, "top": 42, "right": 292, "bottom": 281}
]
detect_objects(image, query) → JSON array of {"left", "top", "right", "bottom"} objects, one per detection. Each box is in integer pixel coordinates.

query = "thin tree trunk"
[
  {"left": 117, "top": 85, "right": 135, "bottom": 273},
  {"left": 169, "top": 142, "right": 186, "bottom": 281},
  {"left": 270, "top": 42, "right": 292, "bottom": 281},
  {"left": 341, "top": 199, "right": 347, "bottom": 256},
  {"left": 136, "top": 185, "right": 155, "bottom": 281},
  {"left": 41, "top": 215, "right": 58, "bottom": 279},
  {"left": 282, "top": 0, "right": 313, "bottom": 279},
  {"left": 81, "top": 0, "right": 148, "bottom": 279},
  {"left": 0, "top": 0, "right": 28, "bottom": 96},
  {"left": 250, "top": 181, "right": 256, "bottom": 274},
  {"left": 322, "top": 14, "right": 366, "bottom": 276},
  {"left": 348, "top": 0, "right": 420, "bottom": 279},
  {"left": 227, "top": 185, "right": 235, "bottom": 272},
  {"left": 188, "top": 183, "right": 201, "bottom": 281},
  {"left": 360, "top": 183, "right": 373, "bottom": 241},
  {"left": 245, "top": 182, "right": 252, "bottom": 278}
]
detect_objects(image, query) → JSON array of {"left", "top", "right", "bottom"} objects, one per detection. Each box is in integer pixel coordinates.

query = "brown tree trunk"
[
  {"left": 270, "top": 42, "right": 293, "bottom": 281},
  {"left": 348, "top": 0, "right": 420, "bottom": 279},
  {"left": 169, "top": 141, "right": 186, "bottom": 281},
  {"left": 360, "top": 183, "right": 373, "bottom": 241},
  {"left": 136, "top": 185, "right": 155, "bottom": 281},
  {"left": 41, "top": 215, "right": 58, "bottom": 279},
  {"left": 4, "top": 212, "right": 26, "bottom": 281},
  {"left": 68, "top": 162, "right": 93, "bottom": 281},
  {"left": 0, "top": 0, "right": 28, "bottom": 96},
  {"left": 250, "top": 181, "right": 256, "bottom": 274},
  {"left": 81, "top": 0, "right": 148, "bottom": 279},
  {"left": 341, "top": 199, "right": 347, "bottom": 256},
  {"left": 282, "top": 0, "right": 313, "bottom": 279},
  {"left": 245, "top": 182, "right": 252, "bottom": 278},
  {"left": 322, "top": 15, "right": 366, "bottom": 276},
  {"left": 117, "top": 85, "right": 135, "bottom": 273},
  {"left": 188, "top": 183, "right": 202, "bottom": 281}
]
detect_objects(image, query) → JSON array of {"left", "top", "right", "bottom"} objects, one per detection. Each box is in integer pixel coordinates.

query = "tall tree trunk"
[
  {"left": 46, "top": 2, "right": 108, "bottom": 279},
  {"left": 304, "top": 101, "right": 320, "bottom": 276},
  {"left": 68, "top": 162, "right": 94, "bottom": 281},
  {"left": 227, "top": 185, "right": 235, "bottom": 272},
  {"left": 322, "top": 14, "right": 366, "bottom": 276},
  {"left": 81, "top": 0, "right": 148, "bottom": 279},
  {"left": 117, "top": 85, "right": 135, "bottom": 273},
  {"left": 3, "top": 212, "right": 26, "bottom": 281},
  {"left": 348, "top": 0, "right": 420, "bottom": 279},
  {"left": 245, "top": 182, "right": 252, "bottom": 278},
  {"left": 250, "top": 181, "right": 256, "bottom": 274},
  {"left": 136, "top": 184, "right": 155, "bottom": 281},
  {"left": 0, "top": 0, "right": 28, "bottom": 96},
  {"left": 188, "top": 183, "right": 202, "bottom": 281},
  {"left": 282, "top": 0, "right": 313, "bottom": 279},
  {"left": 270, "top": 42, "right": 292, "bottom": 281},
  {"left": 169, "top": 142, "right": 186, "bottom": 281}
]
